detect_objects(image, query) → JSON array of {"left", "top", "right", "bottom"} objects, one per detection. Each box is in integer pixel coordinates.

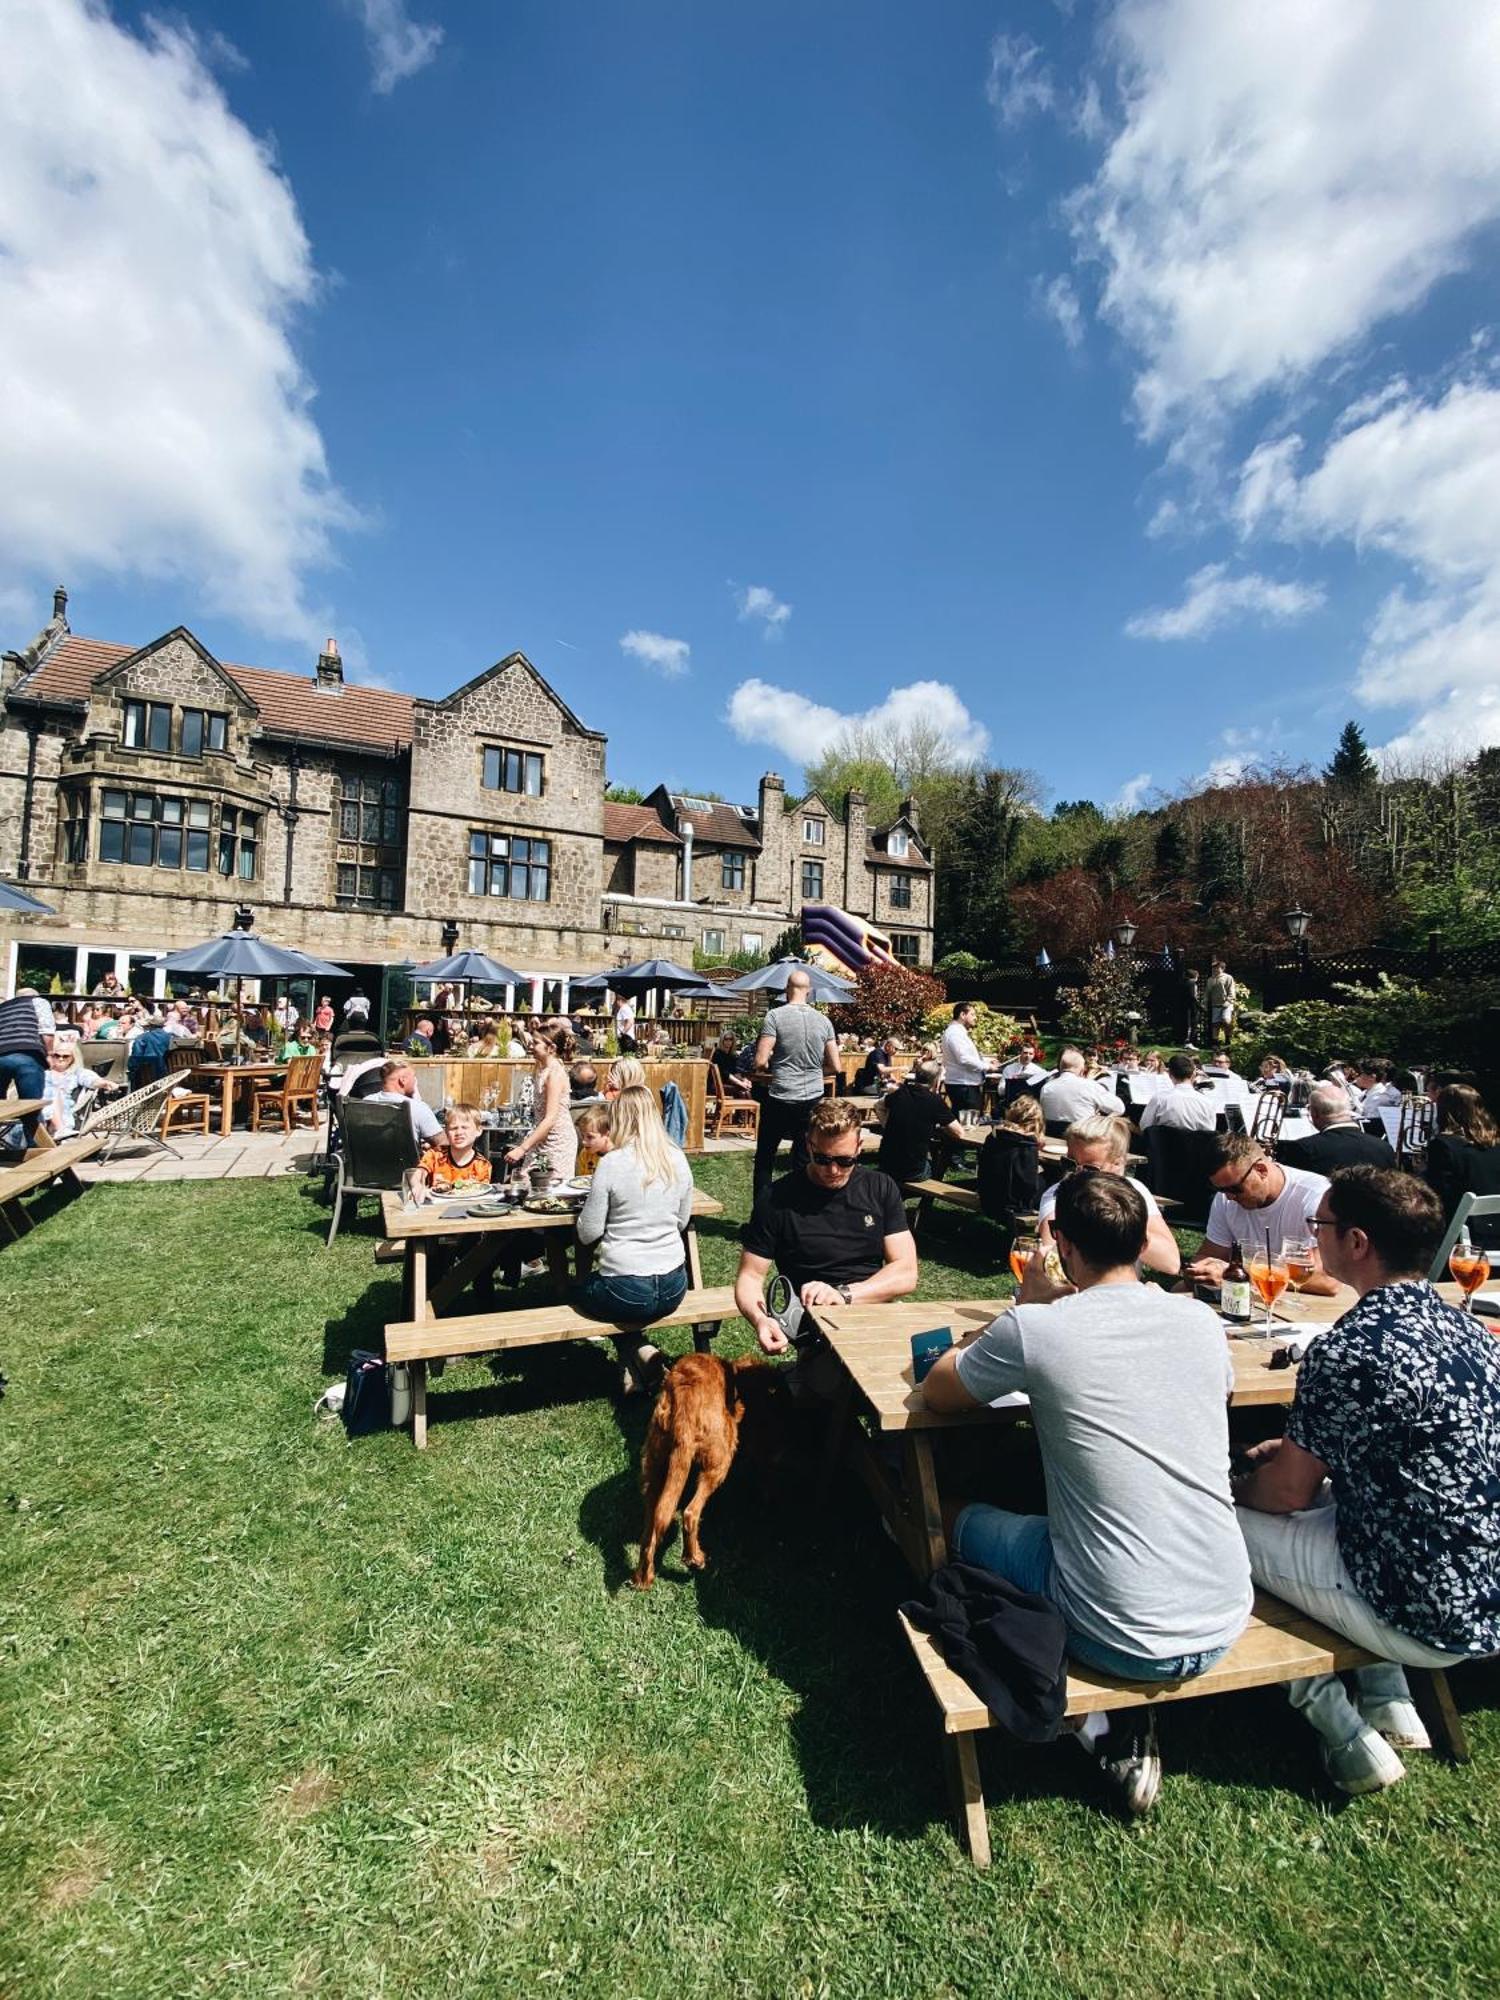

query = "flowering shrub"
[
  {"left": 829, "top": 962, "right": 946, "bottom": 1042},
  {"left": 921, "top": 1000, "right": 1026, "bottom": 1055}
]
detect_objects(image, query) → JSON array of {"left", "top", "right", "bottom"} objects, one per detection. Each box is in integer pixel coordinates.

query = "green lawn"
[{"left": 1, "top": 1157, "right": 1497, "bottom": 1999}]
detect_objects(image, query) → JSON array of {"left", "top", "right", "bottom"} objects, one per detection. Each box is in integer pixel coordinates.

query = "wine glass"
[
  {"left": 1449, "top": 1232, "right": 1491, "bottom": 1313},
  {"left": 1009, "top": 1234, "right": 1040, "bottom": 1287},
  {"left": 1284, "top": 1236, "right": 1316, "bottom": 1294},
  {"left": 1247, "top": 1240, "right": 1290, "bottom": 1335}
]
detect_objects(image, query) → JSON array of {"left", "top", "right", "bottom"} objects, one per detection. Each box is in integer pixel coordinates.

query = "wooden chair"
[
  {"left": 161, "top": 1090, "right": 212, "bottom": 1139},
  {"left": 711, "top": 1096, "right": 760, "bottom": 1139},
  {"left": 249, "top": 1054, "right": 323, "bottom": 1133}
]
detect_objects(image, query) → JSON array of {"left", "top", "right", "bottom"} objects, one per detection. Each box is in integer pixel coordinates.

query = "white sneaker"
[
  {"left": 1322, "top": 1725, "right": 1406, "bottom": 1795},
  {"left": 1358, "top": 1697, "right": 1432, "bottom": 1752},
  {"left": 520, "top": 1258, "right": 546, "bottom": 1278},
  {"left": 1095, "top": 1711, "right": 1162, "bottom": 1817}
]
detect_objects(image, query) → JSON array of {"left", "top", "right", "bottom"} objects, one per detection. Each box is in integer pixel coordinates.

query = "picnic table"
[
  {"left": 807, "top": 1296, "right": 1305, "bottom": 1577},
  {"left": 379, "top": 1183, "right": 724, "bottom": 1321},
  {"left": 189, "top": 1061, "right": 288, "bottom": 1137}
]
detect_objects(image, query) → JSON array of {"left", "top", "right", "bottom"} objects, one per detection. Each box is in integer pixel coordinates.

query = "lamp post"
[
  {"left": 1113, "top": 917, "right": 1138, "bottom": 951},
  {"left": 1282, "top": 903, "right": 1312, "bottom": 990},
  {"left": 440, "top": 919, "right": 460, "bottom": 957}
]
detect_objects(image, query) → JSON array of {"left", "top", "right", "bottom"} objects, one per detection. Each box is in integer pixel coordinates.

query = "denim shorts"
[
  {"left": 571, "top": 1266, "right": 688, "bottom": 1327},
  {"left": 953, "top": 1502, "right": 1230, "bottom": 1682}
]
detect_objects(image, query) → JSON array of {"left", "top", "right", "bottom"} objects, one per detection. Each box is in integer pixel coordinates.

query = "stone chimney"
[
  {"left": 898, "top": 793, "right": 919, "bottom": 833},
  {"left": 53, "top": 585, "right": 69, "bottom": 624},
  {"left": 756, "top": 772, "right": 786, "bottom": 907},
  {"left": 316, "top": 636, "right": 343, "bottom": 689},
  {"left": 843, "top": 787, "right": 872, "bottom": 917}
]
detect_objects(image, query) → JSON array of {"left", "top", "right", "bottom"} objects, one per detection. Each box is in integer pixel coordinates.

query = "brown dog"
[{"left": 632, "top": 1353, "right": 785, "bottom": 1588}]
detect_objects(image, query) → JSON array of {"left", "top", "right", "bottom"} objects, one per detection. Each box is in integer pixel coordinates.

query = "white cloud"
[
  {"left": 1112, "top": 771, "right": 1153, "bottom": 812},
  {"left": 620, "top": 629, "right": 691, "bottom": 678},
  {"left": 1037, "top": 275, "right": 1085, "bottom": 352},
  {"left": 1239, "top": 379, "right": 1500, "bottom": 751},
  {"left": 1073, "top": 0, "right": 1500, "bottom": 436},
  {"left": 734, "top": 583, "right": 792, "bottom": 637},
  {"left": 0, "top": 1, "right": 356, "bottom": 643},
  {"left": 1125, "top": 564, "right": 1324, "bottom": 641},
  {"left": 344, "top": 0, "right": 443, "bottom": 94},
  {"left": 985, "top": 33, "right": 1055, "bottom": 127},
  {"left": 725, "top": 677, "right": 990, "bottom": 769}
]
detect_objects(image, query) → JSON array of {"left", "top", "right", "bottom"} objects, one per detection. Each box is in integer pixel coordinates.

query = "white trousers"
[{"left": 1237, "top": 1487, "right": 1469, "bottom": 1748}]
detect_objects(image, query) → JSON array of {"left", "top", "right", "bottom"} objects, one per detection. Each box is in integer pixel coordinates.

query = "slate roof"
[
  {"left": 602, "top": 802, "right": 681, "bottom": 846},
  {"left": 9, "top": 634, "right": 416, "bottom": 751},
  {"left": 665, "top": 796, "right": 762, "bottom": 849}
]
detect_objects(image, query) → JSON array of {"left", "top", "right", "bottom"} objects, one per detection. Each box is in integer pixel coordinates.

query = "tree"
[
  {"left": 605, "top": 783, "right": 644, "bottom": 804},
  {"left": 1055, "top": 946, "right": 1151, "bottom": 1047},
  {"left": 1195, "top": 820, "right": 1245, "bottom": 909},
  {"left": 1324, "top": 721, "right": 1378, "bottom": 791},
  {"left": 1153, "top": 818, "right": 1189, "bottom": 881},
  {"left": 828, "top": 961, "right": 945, "bottom": 1042},
  {"left": 932, "top": 766, "right": 1036, "bottom": 961}
]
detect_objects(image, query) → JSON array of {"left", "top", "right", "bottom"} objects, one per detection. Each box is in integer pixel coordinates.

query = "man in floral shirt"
[{"left": 1235, "top": 1167, "right": 1499, "bottom": 1795}]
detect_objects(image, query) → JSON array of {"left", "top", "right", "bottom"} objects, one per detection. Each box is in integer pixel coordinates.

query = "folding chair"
[
  {"left": 1427, "top": 1192, "right": 1500, "bottom": 1280},
  {"left": 326, "top": 1097, "right": 419, "bottom": 1245}
]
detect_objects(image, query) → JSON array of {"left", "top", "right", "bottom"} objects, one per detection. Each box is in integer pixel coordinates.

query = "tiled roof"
[
  {"left": 603, "top": 801, "right": 680, "bottom": 846},
  {"left": 667, "top": 797, "right": 762, "bottom": 849},
  {"left": 868, "top": 833, "right": 933, "bottom": 872},
  {"left": 9, "top": 634, "right": 415, "bottom": 751}
]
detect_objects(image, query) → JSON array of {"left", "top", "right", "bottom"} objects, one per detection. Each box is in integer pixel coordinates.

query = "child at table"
[
  {"left": 418, "top": 1104, "right": 493, "bottom": 1192},
  {"left": 574, "top": 1101, "right": 612, "bottom": 1175}
]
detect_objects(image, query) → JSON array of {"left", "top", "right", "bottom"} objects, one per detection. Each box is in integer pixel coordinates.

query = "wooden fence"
[{"left": 405, "top": 1056, "right": 710, "bottom": 1153}]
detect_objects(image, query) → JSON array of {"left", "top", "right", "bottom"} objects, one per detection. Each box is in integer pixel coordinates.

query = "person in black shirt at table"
[
  {"left": 1424, "top": 1083, "right": 1500, "bottom": 1250},
  {"left": 854, "top": 1036, "right": 901, "bottom": 1094},
  {"left": 736, "top": 1097, "right": 918, "bottom": 1354},
  {"left": 877, "top": 1057, "right": 966, "bottom": 1188},
  {"left": 1278, "top": 1082, "right": 1396, "bottom": 1177}
]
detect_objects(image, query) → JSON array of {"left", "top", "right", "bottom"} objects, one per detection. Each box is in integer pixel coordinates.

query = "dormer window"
[
  {"left": 803, "top": 817, "right": 825, "bottom": 845},
  {"left": 181, "top": 709, "right": 228, "bottom": 758},
  {"left": 122, "top": 699, "right": 171, "bottom": 753},
  {"left": 888, "top": 828, "right": 910, "bottom": 858}
]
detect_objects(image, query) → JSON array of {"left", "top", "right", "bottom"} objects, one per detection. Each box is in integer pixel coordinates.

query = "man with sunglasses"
[
  {"left": 1184, "top": 1134, "right": 1339, "bottom": 1297},
  {"left": 736, "top": 1097, "right": 917, "bottom": 1355},
  {"left": 1234, "top": 1168, "right": 1499, "bottom": 1794}
]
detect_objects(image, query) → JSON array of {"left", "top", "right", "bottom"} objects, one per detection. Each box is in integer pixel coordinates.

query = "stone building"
[{"left": 0, "top": 593, "right": 935, "bottom": 1000}]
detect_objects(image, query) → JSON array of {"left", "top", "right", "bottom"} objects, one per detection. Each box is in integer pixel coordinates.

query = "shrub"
[
  {"left": 1055, "top": 947, "right": 1151, "bottom": 1047},
  {"left": 829, "top": 962, "right": 946, "bottom": 1042},
  {"left": 1237, "top": 974, "right": 1500, "bottom": 1072},
  {"left": 921, "top": 1000, "right": 1025, "bottom": 1055}
]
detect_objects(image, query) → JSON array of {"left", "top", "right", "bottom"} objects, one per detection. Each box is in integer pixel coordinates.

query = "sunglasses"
[
  {"left": 1215, "top": 1158, "right": 1266, "bottom": 1201},
  {"left": 809, "top": 1149, "right": 859, "bottom": 1170}
]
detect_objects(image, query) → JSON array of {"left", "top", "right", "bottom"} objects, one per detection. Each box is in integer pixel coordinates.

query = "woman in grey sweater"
[{"left": 573, "top": 1086, "right": 694, "bottom": 1380}]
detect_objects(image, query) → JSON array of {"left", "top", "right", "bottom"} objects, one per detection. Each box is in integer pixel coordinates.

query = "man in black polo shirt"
[
  {"left": 735, "top": 1097, "right": 918, "bottom": 1353},
  {"left": 877, "top": 1057, "right": 966, "bottom": 1188}
]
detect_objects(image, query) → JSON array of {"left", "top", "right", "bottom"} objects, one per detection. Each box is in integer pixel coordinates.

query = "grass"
[{"left": 0, "top": 1155, "right": 1496, "bottom": 1999}]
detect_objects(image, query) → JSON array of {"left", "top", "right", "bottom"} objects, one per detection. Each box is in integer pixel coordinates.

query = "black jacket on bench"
[{"left": 902, "top": 1561, "right": 1068, "bottom": 1742}]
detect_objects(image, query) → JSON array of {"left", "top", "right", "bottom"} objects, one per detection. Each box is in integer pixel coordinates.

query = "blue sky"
[{"left": 5, "top": 1, "right": 1500, "bottom": 809}]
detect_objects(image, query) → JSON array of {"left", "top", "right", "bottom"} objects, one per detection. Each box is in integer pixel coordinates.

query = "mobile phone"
[{"left": 910, "top": 1326, "right": 954, "bottom": 1382}]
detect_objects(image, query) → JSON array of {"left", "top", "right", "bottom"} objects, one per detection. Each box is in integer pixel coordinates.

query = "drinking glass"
[
  {"left": 1284, "top": 1236, "right": 1316, "bottom": 1293},
  {"left": 1449, "top": 1236, "right": 1491, "bottom": 1312},
  {"left": 1009, "top": 1234, "right": 1040, "bottom": 1287},
  {"left": 401, "top": 1167, "right": 427, "bottom": 1209},
  {"left": 1247, "top": 1241, "right": 1290, "bottom": 1334}
]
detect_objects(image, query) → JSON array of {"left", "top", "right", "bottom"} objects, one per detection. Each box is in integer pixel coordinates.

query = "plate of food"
[
  {"left": 564, "top": 1177, "right": 594, "bottom": 1195},
  {"left": 523, "top": 1193, "right": 580, "bottom": 1215}
]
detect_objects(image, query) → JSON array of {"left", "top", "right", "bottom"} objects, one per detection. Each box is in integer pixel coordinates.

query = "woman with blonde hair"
[
  {"left": 976, "top": 1089, "right": 1044, "bottom": 1223},
  {"left": 573, "top": 1082, "right": 695, "bottom": 1389},
  {"left": 504, "top": 1020, "right": 579, "bottom": 1181},
  {"left": 604, "top": 1055, "right": 646, "bottom": 1098}
]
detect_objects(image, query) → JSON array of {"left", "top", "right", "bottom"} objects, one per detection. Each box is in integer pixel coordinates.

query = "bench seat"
[
  {"left": 904, "top": 1177, "right": 982, "bottom": 1215},
  {"left": 899, "top": 1593, "right": 1468, "bottom": 1866},
  {"left": 0, "top": 1134, "right": 103, "bottom": 1240},
  {"left": 384, "top": 1284, "right": 743, "bottom": 1446}
]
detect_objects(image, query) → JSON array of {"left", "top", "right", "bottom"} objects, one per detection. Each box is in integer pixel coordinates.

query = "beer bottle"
[{"left": 1222, "top": 1245, "right": 1253, "bottom": 1325}]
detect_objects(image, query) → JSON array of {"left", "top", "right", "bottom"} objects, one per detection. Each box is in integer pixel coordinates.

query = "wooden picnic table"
[
  {"left": 378, "top": 1184, "right": 724, "bottom": 1322},
  {"left": 807, "top": 1296, "right": 1306, "bottom": 1576},
  {"left": 189, "top": 1061, "right": 287, "bottom": 1137}
]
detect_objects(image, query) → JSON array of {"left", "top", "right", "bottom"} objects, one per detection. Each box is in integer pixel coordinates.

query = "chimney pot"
[
  {"left": 316, "top": 637, "right": 344, "bottom": 689},
  {"left": 52, "top": 585, "right": 68, "bottom": 623}
]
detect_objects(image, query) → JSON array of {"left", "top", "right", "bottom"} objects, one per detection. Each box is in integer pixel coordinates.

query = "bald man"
[
  {"left": 751, "top": 968, "right": 841, "bottom": 1202},
  {"left": 1279, "top": 1082, "right": 1397, "bottom": 1177}
]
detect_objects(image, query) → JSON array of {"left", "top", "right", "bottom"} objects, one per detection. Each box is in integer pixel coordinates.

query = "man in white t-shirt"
[
  {"left": 1039, "top": 1048, "right": 1124, "bottom": 1127},
  {"left": 614, "top": 995, "right": 638, "bottom": 1053},
  {"left": 1139, "top": 1052, "right": 1216, "bottom": 1132},
  {"left": 1184, "top": 1135, "right": 1338, "bottom": 1294},
  {"left": 1037, "top": 1114, "right": 1180, "bottom": 1278}
]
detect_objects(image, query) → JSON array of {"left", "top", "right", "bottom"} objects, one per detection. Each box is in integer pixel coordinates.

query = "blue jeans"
[
  {"left": 953, "top": 1503, "right": 1230, "bottom": 1682},
  {"left": 571, "top": 1266, "right": 688, "bottom": 1328},
  {"left": 0, "top": 1050, "right": 45, "bottom": 1152}
]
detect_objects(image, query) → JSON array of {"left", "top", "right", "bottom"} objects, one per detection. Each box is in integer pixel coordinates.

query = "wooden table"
[
  {"left": 189, "top": 1062, "right": 287, "bottom": 1137},
  {"left": 809, "top": 1297, "right": 1304, "bottom": 1576},
  {"left": 1266, "top": 1278, "right": 1499, "bottom": 1327},
  {"left": 379, "top": 1184, "right": 724, "bottom": 1321}
]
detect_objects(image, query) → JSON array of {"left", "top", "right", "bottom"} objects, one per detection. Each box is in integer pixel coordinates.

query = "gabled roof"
[
  {"left": 94, "top": 626, "right": 255, "bottom": 713},
  {"left": 603, "top": 801, "right": 681, "bottom": 846},
  {"left": 868, "top": 818, "right": 933, "bottom": 871},
  {"left": 428, "top": 650, "right": 606, "bottom": 741},
  {"left": 661, "top": 790, "right": 762, "bottom": 850},
  {"left": 9, "top": 632, "right": 417, "bottom": 751}
]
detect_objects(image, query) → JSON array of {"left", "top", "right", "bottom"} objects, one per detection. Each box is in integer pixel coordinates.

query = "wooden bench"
[
  {"left": 899, "top": 1592, "right": 1468, "bottom": 1867},
  {"left": 384, "top": 1283, "right": 743, "bottom": 1447},
  {"left": 904, "top": 1178, "right": 983, "bottom": 1233},
  {"left": 0, "top": 1133, "right": 104, "bottom": 1242}
]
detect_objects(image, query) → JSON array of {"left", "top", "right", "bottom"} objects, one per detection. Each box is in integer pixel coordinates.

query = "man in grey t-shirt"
[
  {"left": 751, "top": 968, "right": 839, "bottom": 1204},
  {"left": 923, "top": 1171, "right": 1252, "bottom": 1816}
]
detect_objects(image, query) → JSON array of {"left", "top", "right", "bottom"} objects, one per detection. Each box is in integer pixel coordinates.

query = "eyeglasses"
[
  {"left": 1215, "top": 1159, "right": 1265, "bottom": 1202},
  {"left": 809, "top": 1149, "right": 859, "bottom": 1171},
  {"left": 1310, "top": 1215, "right": 1342, "bottom": 1233}
]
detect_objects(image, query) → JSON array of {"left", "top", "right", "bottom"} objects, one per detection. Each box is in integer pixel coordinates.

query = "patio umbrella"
[
  {"left": 722, "top": 958, "right": 854, "bottom": 1003},
  {"left": 157, "top": 930, "right": 349, "bottom": 1048},
  {"left": 408, "top": 947, "right": 526, "bottom": 987},
  {"left": 608, "top": 958, "right": 713, "bottom": 991},
  {"left": 0, "top": 880, "right": 56, "bottom": 914}
]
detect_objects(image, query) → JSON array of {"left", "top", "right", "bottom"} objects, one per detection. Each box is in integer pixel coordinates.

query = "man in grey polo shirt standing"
[{"left": 751, "top": 968, "right": 840, "bottom": 1204}]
